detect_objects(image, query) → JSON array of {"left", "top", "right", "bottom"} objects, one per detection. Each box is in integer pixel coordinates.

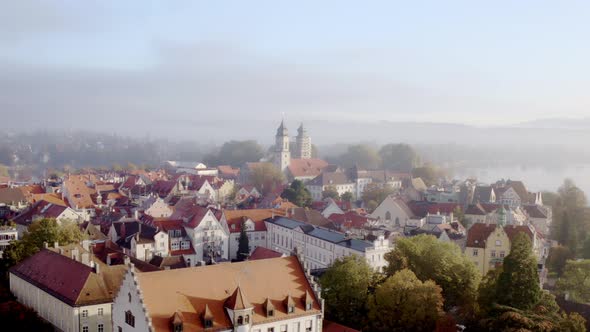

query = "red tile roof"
[
  {"left": 248, "top": 247, "right": 283, "bottom": 260},
  {"left": 466, "top": 223, "right": 497, "bottom": 248},
  {"left": 288, "top": 158, "right": 329, "bottom": 178}
]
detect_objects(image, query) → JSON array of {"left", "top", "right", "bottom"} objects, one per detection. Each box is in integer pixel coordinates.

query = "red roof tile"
[{"left": 248, "top": 247, "right": 283, "bottom": 261}]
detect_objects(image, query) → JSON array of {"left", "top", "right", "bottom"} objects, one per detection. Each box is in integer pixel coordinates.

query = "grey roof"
[
  {"left": 307, "top": 228, "right": 346, "bottom": 243},
  {"left": 272, "top": 217, "right": 307, "bottom": 229}
]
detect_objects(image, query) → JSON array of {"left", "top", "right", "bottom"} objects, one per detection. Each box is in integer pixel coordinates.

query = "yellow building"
[{"left": 465, "top": 223, "right": 534, "bottom": 275}]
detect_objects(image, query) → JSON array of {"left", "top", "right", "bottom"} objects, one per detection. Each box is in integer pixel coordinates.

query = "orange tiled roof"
[
  {"left": 135, "top": 256, "right": 321, "bottom": 331},
  {"left": 288, "top": 158, "right": 329, "bottom": 178}
]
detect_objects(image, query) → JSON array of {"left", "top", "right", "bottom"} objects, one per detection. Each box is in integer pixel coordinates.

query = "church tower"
[
  {"left": 274, "top": 120, "right": 290, "bottom": 172},
  {"left": 295, "top": 123, "right": 312, "bottom": 159}
]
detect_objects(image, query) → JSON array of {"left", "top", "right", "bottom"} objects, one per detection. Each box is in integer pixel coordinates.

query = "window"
[
  {"left": 500, "top": 251, "right": 505, "bottom": 258},
  {"left": 306, "top": 302, "right": 312, "bottom": 310},
  {"left": 82, "top": 326, "right": 88, "bottom": 332},
  {"left": 491, "top": 250, "right": 496, "bottom": 258},
  {"left": 118, "top": 327, "right": 122, "bottom": 332},
  {"left": 237, "top": 316, "right": 243, "bottom": 325},
  {"left": 385, "top": 211, "right": 392, "bottom": 221},
  {"left": 98, "top": 308, "right": 104, "bottom": 316},
  {"left": 306, "top": 320, "right": 313, "bottom": 332},
  {"left": 472, "top": 249, "right": 478, "bottom": 256},
  {"left": 125, "top": 310, "right": 135, "bottom": 327},
  {"left": 171, "top": 242, "right": 180, "bottom": 250},
  {"left": 128, "top": 292, "right": 132, "bottom": 303},
  {"left": 268, "top": 309, "right": 274, "bottom": 317},
  {"left": 204, "top": 319, "right": 213, "bottom": 328},
  {"left": 174, "top": 323, "right": 184, "bottom": 332},
  {"left": 495, "top": 240, "right": 502, "bottom": 246},
  {"left": 82, "top": 310, "right": 88, "bottom": 318},
  {"left": 268, "top": 328, "right": 275, "bottom": 332},
  {"left": 288, "top": 306, "right": 294, "bottom": 313},
  {"left": 98, "top": 324, "right": 104, "bottom": 332},
  {"left": 245, "top": 315, "right": 250, "bottom": 323},
  {"left": 281, "top": 325, "right": 288, "bottom": 332}
]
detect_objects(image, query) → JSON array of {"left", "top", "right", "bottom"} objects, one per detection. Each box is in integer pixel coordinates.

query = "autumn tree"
[
  {"left": 546, "top": 245, "right": 574, "bottom": 276},
  {"left": 248, "top": 163, "right": 285, "bottom": 195},
  {"left": 384, "top": 234, "right": 480, "bottom": 313},
  {"left": 281, "top": 180, "right": 312, "bottom": 207},
  {"left": 496, "top": 233, "right": 540, "bottom": 310},
  {"left": 369, "top": 269, "right": 444, "bottom": 332},
  {"left": 411, "top": 165, "right": 445, "bottom": 186},
  {"left": 361, "top": 183, "right": 395, "bottom": 212},
  {"left": 319, "top": 256, "right": 373, "bottom": 330}
]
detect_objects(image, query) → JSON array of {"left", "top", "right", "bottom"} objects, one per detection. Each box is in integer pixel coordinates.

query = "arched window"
[
  {"left": 128, "top": 293, "right": 132, "bottom": 303},
  {"left": 245, "top": 315, "right": 250, "bottom": 324},
  {"left": 186, "top": 258, "right": 191, "bottom": 267},
  {"left": 237, "top": 316, "right": 243, "bottom": 325},
  {"left": 385, "top": 211, "right": 392, "bottom": 221},
  {"left": 395, "top": 217, "right": 400, "bottom": 226}
]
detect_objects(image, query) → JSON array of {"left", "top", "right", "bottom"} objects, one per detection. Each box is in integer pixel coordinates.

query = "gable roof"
[
  {"left": 288, "top": 158, "right": 329, "bottom": 178},
  {"left": 466, "top": 223, "right": 497, "bottom": 248},
  {"left": 225, "top": 286, "right": 253, "bottom": 310},
  {"left": 0, "top": 187, "right": 27, "bottom": 205},
  {"left": 308, "top": 171, "right": 352, "bottom": 186},
  {"left": 224, "top": 209, "right": 285, "bottom": 233},
  {"left": 10, "top": 249, "right": 126, "bottom": 306},
  {"left": 135, "top": 256, "right": 321, "bottom": 331},
  {"left": 522, "top": 205, "right": 548, "bottom": 219},
  {"left": 473, "top": 186, "right": 495, "bottom": 203}
]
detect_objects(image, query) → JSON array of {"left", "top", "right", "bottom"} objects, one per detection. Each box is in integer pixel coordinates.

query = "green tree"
[
  {"left": 384, "top": 235, "right": 480, "bottom": 313},
  {"left": 477, "top": 268, "right": 503, "bottom": 314},
  {"left": 236, "top": 220, "right": 250, "bottom": 261},
  {"left": 496, "top": 233, "right": 540, "bottom": 310},
  {"left": 322, "top": 186, "right": 340, "bottom": 200},
  {"left": 369, "top": 269, "right": 444, "bottom": 332},
  {"left": 338, "top": 144, "right": 381, "bottom": 169},
  {"left": 341, "top": 191, "right": 354, "bottom": 203},
  {"left": 319, "top": 256, "right": 373, "bottom": 330},
  {"left": 248, "top": 163, "right": 285, "bottom": 195},
  {"left": 546, "top": 245, "right": 574, "bottom": 276},
  {"left": 549, "top": 179, "right": 590, "bottom": 253},
  {"left": 378, "top": 143, "right": 420, "bottom": 172},
  {"left": 0, "top": 219, "right": 85, "bottom": 271},
  {"left": 281, "top": 180, "right": 312, "bottom": 207},
  {"left": 556, "top": 259, "right": 590, "bottom": 304},
  {"left": 205, "top": 140, "right": 265, "bottom": 167}
]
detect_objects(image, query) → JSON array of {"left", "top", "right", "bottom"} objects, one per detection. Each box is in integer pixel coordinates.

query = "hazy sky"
[{"left": 1, "top": 1, "right": 590, "bottom": 140}]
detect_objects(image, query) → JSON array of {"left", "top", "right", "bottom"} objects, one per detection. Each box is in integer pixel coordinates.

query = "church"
[{"left": 273, "top": 121, "right": 328, "bottom": 183}]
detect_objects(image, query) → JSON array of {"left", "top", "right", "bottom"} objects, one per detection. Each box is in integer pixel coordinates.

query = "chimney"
[
  {"left": 53, "top": 241, "right": 59, "bottom": 248},
  {"left": 71, "top": 248, "right": 80, "bottom": 262},
  {"left": 81, "top": 252, "right": 90, "bottom": 266},
  {"left": 82, "top": 240, "right": 91, "bottom": 252},
  {"left": 123, "top": 255, "right": 131, "bottom": 265}
]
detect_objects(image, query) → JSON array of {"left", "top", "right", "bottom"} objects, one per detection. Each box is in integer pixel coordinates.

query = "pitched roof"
[
  {"left": 135, "top": 256, "right": 321, "bottom": 331},
  {"left": 249, "top": 247, "right": 283, "bottom": 261},
  {"left": 0, "top": 187, "right": 26, "bottom": 205},
  {"left": 10, "top": 249, "right": 126, "bottom": 306},
  {"left": 522, "top": 205, "right": 548, "bottom": 219},
  {"left": 323, "top": 320, "right": 361, "bottom": 332},
  {"left": 473, "top": 186, "right": 495, "bottom": 203},
  {"left": 288, "top": 159, "right": 329, "bottom": 178},
  {"left": 31, "top": 193, "right": 66, "bottom": 206},
  {"left": 406, "top": 201, "right": 460, "bottom": 218},
  {"left": 225, "top": 286, "right": 253, "bottom": 310},
  {"left": 308, "top": 171, "right": 352, "bottom": 186},
  {"left": 464, "top": 203, "right": 487, "bottom": 216},
  {"left": 63, "top": 176, "right": 96, "bottom": 209},
  {"left": 466, "top": 223, "right": 497, "bottom": 248},
  {"left": 224, "top": 209, "right": 286, "bottom": 233},
  {"left": 504, "top": 224, "right": 534, "bottom": 243},
  {"left": 289, "top": 208, "right": 337, "bottom": 229}
]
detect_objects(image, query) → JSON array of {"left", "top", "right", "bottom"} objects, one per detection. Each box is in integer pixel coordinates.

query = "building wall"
[
  {"left": 10, "top": 274, "right": 112, "bottom": 332},
  {"left": 228, "top": 230, "right": 267, "bottom": 260},
  {"left": 145, "top": 199, "right": 173, "bottom": 218},
  {"left": 371, "top": 197, "right": 411, "bottom": 228},
  {"left": 465, "top": 228, "right": 511, "bottom": 275},
  {"left": 112, "top": 271, "right": 151, "bottom": 332},
  {"left": 251, "top": 313, "right": 322, "bottom": 332}
]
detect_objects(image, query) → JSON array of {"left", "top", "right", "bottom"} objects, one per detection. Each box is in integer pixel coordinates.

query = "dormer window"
[
  {"left": 173, "top": 323, "right": 183, "bottom": 332},
  {"left": 237, "top": 316, "right": 244, "bottom": 325},
  {"left": 268, "top": 309, "right": 274, "bottom": 317},
  {"left": 288, "top": 306, "right": 294, "bottom": 313},
  {"left": 204, "top": 319, "right": 213, "bottom": 328},
  {"left": 306, "top": 303, "right": 312, "bottom": 310}
]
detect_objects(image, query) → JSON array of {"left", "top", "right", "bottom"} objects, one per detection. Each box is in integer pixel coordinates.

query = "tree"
[
  {"left": 384, "top": 235, "right": 480, "bottom": 313},
  {"left": 496, "top": 233, "right": 540, "bottom": 310},
  {"left": 549, "top": 179, "right": 590, "bottom": 253},
  {"left": 281, "top": 180, "right": 312, "bottom": 207},
  {"left": 338, "top": 144, "right": 381, "bottom": 169},
  {"left": 248, "top": 163, "right": 285, "bottom": 195},
  {"left": 368, "top": 269, "right": 444, "bottom": 332},
  {"left": 378, "top": 143, "right": 420, "bottom": 172},
  {"left": 341, "top": 192, "right": 354, "bottom": 203},
  {"left": 583, "top": 236, "right": 590, "bottom": 259},
  {"left": 556, "top": 259, "right": 590, "bottom": 304},
  {"left": 322, "top": 186, "right": 340, "bottom": 200},
  {"left": 0, "top": 219, "right": 85, "bottom": 271},
  {"left": 205, "top": 140, "right": 265, "bottom": 167},
  {"left": 361, "top": 183, "right": 395, "bottom": 211},
  {"left": 546, "top": 245, "right": 574, "bottom": 276},
  {"left": 236, "top": 220, "right": 250, "bottom": 261},
  {"left": 411, "top": 165, "right": 444, "bottom": 186},
  {"left": 319, "top": 256, "right": 373, "bottom": 330}
]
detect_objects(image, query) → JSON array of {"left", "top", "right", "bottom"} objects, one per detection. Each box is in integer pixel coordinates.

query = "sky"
[{"left": 1, "top": 1, "right": 590, "bottom": 142}]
